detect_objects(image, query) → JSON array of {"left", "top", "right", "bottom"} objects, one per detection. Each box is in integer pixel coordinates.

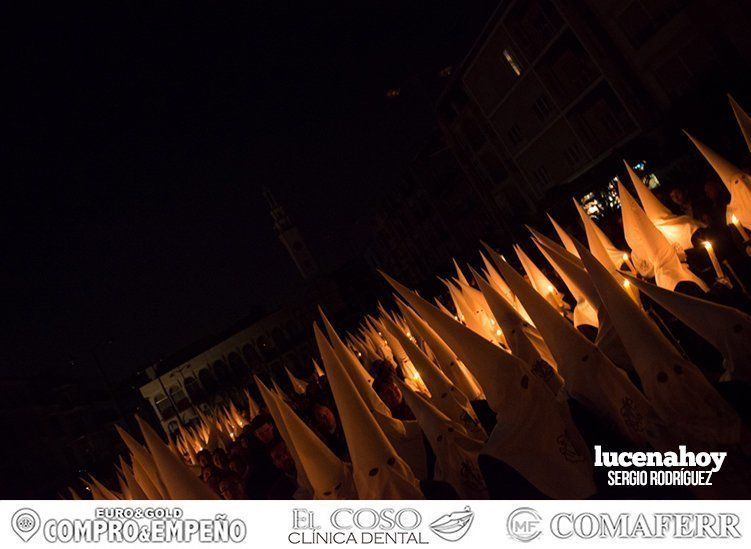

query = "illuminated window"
[{"left": 503, "top": 49, "right": 522, "bottom": 76}]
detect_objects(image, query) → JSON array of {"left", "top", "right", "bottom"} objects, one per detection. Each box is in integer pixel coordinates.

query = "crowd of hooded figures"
[{"left": 70, "top": 95, "right": 751, "bottom": 501}]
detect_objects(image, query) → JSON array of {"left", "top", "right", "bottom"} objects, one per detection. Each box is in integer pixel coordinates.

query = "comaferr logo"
[
  {"left": 506, "top": 507, "right": 542, "bottom": 542},
  {"left": 429, "top": 506, "right": 475, "bottom": 542},
  {"left": 550, "top": 513, "right": 741, "bottom": 539}
]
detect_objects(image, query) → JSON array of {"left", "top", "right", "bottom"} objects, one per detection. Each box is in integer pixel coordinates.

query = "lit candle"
[
  {"left": 622, "top": 252, "right": 637, "bottom": 274},
  {"left": 731, "top": 214, "right": 749, "bottom": 241},
  {"left": 703, "top": 241, "right": 725, "bottom": 280}
]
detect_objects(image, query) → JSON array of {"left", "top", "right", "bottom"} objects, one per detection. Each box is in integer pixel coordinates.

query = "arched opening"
[
  {"left": 212, "top": 359, "right": 230, "bottom": 384},
  {"left": 271, "top": 326, "right": 287, "bottom": 349},
  {"left": 183, "top": 376, "right": 205, "bottom": 404},
  {"left": 170, "top": 385, "right": 191, "bottom": 412},
  {"left": 153, "top": 392, "right": 176, "bottom": 421},
  {"left": 257, "top": 335, "right": 275, "bottom": 361},
  {"left": 227, "top": 351, "right": 246, "bottom": 379},
  {"left": 198, "top": 368, "right": 217, "bottom": 393}
]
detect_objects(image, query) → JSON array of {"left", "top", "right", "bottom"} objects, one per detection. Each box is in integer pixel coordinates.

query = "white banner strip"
[{"left": 2, "top": 499, "right": 748, "bottom": 548}]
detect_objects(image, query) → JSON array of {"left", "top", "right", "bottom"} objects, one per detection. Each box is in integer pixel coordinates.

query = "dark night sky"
[{"left": 5, "top": 2, "right": 497, "bottom": 379}]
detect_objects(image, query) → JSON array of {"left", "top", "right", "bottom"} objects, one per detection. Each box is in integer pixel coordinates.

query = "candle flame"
[
  {"left": 703, "top": 241, "right": 713, "bottom": 251},
  {"left": 622, "top": 279, "right": 630, "bottom": 288},
  {"left": 732, "top": 214, "right": 739, "bottom": 224},
  {"left": 622, "top": 253, "right": 629, "bottom": 262}
]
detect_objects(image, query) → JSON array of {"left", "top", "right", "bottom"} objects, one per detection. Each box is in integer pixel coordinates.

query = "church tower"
[{"left": 263, "top": 188, "right": 318, "bottom": 279}]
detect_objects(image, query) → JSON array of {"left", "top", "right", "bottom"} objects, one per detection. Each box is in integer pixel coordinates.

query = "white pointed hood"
[
  {"left": 575, "top": 241, "right": 741, "bottom": 446},
  {"left": 381, "top": 313, "right": 486, "bottom": 441},
  {"left": 686, "top": 130, "right": 751, "bottom": 228},
  {"left": 314, "top": 323, "right": 424, "bottom": 499},
  {"left": 255, "top": 376, "right": 313, "bottom": 498},
  {"left": 618, "top": 180, "right": 707, "bottom": 291},
  {"left": 479, "top": 248, "right": 535, "bottom": 325},
  {"left": 493, "top": 254, "right": 662, "bottom": 446},
  {"left": 532, "top": 230, "right": 634, "bottom": 369},
  {"left": 624, "top": 273, "right": 751, "bottom": 385},
  {"left": 273, "top": 381, "right": 356, "bottom": 499},
  {"left": 135, "top": 416, "right": 219, "bottom": 500},
  {"left": 116, "top": 425, "right": 168, "bottom": 499},
  {"left": 315, "top": 321, "right": 428, "bottom": 480},
  {"left": 452, "top": 258, "right": 470, "bottom": 286},
  {"left": 396, "top": 299, "right": 485, "bottom": 401},
  {"left": 285, "top": 367, "right": 308, "bottom": 395},
  {"left": 573, "top": 199, "right": 628, "bottom": 271},
  {"left": 246, "top": 391, "right": 260, "bottom": 420},
  {"left": 119, "top": 456, "right": 148, "bottom": 500},
  {"left": 381, "top": 271, "right": 597, "bottom": 499},
  {"left": 481, "top": 245, "right": 557, "bottom": 365},
  {"left": 547, "top": 213, "right": 580, "bottom": 257},
  {"left": 472, "top": 267, "right": 562, "bottom": 394},
  {"left": 514, "top": 244, "right": 565, "bottom": 310},
  {"left": 398, "top": 379, "right": 488, "bottom": 499},
  {"left": 319, "top": 308, "right": 392, "bottom": 417},
  {"left": 729, "top": 94, "right": 751, "bottom": 153},
  {"left": 531, "top": 234, "right": 599, "bottom": 328},
  {"left": 624, "top": 161, "right": 702, "bottom": 251},
  {"left": 312, "top": 358, "right": 325, "bottom": 378}
]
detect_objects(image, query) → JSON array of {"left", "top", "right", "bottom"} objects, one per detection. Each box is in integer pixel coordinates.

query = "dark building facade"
[
  {"left": 368, "top": 0, "right": 751, "bottom": 284},
  {"left": 439, "top": 0, "right": 750, "bottom": 213}
]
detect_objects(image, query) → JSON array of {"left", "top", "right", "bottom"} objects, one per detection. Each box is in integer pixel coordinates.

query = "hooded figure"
[
  {"left": 398, "top": 379, "right": 489, "bottom": 499},
  {"left": 573, "top": 200, "right": 630, "bottom": 272},
  {"left": 313, "top": 359, "right": 325, "bottom": 379},
  {"left": 514, "top": 244, "right": 566, "bottom": 311},
  {"left": 245, "top": 390, "right": 260, "bottom": 421},
  {"left": 272, "top": 381, "right": 357, "bottom": 499},
  {"left": 532, "top": 235, "right": 599, "bottom": 328},
  {"left": 480, "top": 248, "right": 535, "bottom": 325},
  {"left": 381, "top": 313, "right": 487, "bottom": 441},
  {"left": 618, "top": 180, "right": 707, "bottom": 291},
  {"left": 318, "top": 310, "right": 428, "bottom": 479},
  {"left": 481, "top": 245, "right": 557, "bottom": 367},
  {"left": 686, "top": 131, "right": 751, "bottom": 230},
  {"left": 382, "top": 271, "right": 597, "bottom": 499},
  {"left": 493, "top": 254, "right": 666, "bottom": 448},
  {"left": 529, "top": 230, "right": 635, "bottom": 371},
  {"left": 472, "top": 267, "right": 563, "bottom": 394},
  {"left": 729, "top": 94, "right": 751, "bottom": 154},
  {"left": 623, "top": 273, "right": 751, "bottom": 385},
  {"left": 575, "top": 241, "right": 742, "bottom": 446},
  {"left": 119, "top": 455, "right": 148, "bottom": 500},
  {"left": 135, "top": 416, "right": 219, "bottom": 500},
  {"left": 285, "top": 367, "right": 308, "bottom": 395},
  {"left": 88, "top": 474, "right": 120, "bottom": 500},
  {"left": 452, "top": 258, "right": 470, "bottom": 286},
  {"left": 451, "top": 277, "right": 505, "bottom": 345},
  {"left": 116, "top": 425, "right": 168, "bottom": 499},
  {"left": 397, "top": 299, "right": 485, "bottom": 401},
  {"left": 255, "top": 376, "right": 314, "bottom": 498},
  {"left": 547, "top": 213, "right": 580, "bottom": 257},
  {"left": 624, "top": 161, "right": 703, "bottom": 252},
  {"left": 314, "top": 323, "right": 424, "bottom": 499}
]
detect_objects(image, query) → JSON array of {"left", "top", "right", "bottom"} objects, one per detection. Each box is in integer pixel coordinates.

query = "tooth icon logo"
[
  {"left": 12, "top": 508, "right": 40, "bottom": 542},
  {"left": 429, "top": 506, "right": 474, "bottom": 542}
]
